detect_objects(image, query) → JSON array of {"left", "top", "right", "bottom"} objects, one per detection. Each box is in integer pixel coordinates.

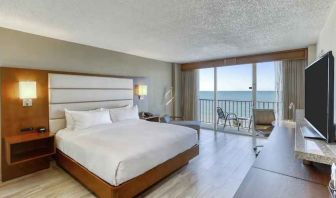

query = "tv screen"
[{"left": 305, "top": 51, "right": 334, "bottom": 142}]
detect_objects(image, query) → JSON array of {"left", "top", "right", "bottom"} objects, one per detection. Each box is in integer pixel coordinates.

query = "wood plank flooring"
[{"left": 0, "top": 130, "right": 265, "bottom": 198}]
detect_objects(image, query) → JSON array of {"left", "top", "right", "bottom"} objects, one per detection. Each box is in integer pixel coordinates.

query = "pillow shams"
[
  {"left": 109, "top": 105, "right": 139, "bottom": 122},
  {"left": 65, "top": 109, "right": 75, "bottom": 129},
  {"left": 65, "top": 108, "right": 111, "bottom": 130},
  {"left": 65, "top": 108, "right": 101, "bottom": 129},
  {"left": 102, "top": 104, "right": 131, "bottom": 111},
  {"left": 70, "top": 110, "right": 112, "bottom": 131}
]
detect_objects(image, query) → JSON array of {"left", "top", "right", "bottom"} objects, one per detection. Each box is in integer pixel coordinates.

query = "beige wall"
[
  {"left": 316, "top": 2, "right": 336, "bottom": 123},
  {"left": 317, "top": 2, "right": 336, "bottom": 57},
  {"left": 307, "top": 44, "right": 317, "bottom": 65},
  {"left": 0, "top": 27, "right": 173, "bottom": 115}
]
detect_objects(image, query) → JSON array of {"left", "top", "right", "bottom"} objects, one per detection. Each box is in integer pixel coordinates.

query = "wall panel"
[{"left": 1, "top": 68, "right": 49, "bottom": 181}]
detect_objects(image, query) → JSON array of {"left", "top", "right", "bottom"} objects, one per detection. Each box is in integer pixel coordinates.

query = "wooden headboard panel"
[
  {"left": 48, "top": 73, "right": 134, "bottom": 132},
  {"left": 1, "top": 67, "right": 49, "bottom": 181}
]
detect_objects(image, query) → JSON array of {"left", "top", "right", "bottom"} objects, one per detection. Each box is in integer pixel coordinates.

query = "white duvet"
[{"left": 56, "top": 119, "right": 198, "bottom": 186}]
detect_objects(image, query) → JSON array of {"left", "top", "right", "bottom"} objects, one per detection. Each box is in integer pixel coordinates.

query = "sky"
[{"left": 199, "top": 62, "right": 276, "bottom": 91}]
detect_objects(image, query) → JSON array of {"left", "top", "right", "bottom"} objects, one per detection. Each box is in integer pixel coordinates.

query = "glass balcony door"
[
  {"left": 198, "top": 62, "right": 278, "bottom": 135},
  {"left": 199, "top": 68, "right": 216, "bottom": 129},
  {"left": 215, "top": 64, "right": 253, "bottom": 134},
  {"left": 256, "top": 62, "right": 277, "bottom": 111}
]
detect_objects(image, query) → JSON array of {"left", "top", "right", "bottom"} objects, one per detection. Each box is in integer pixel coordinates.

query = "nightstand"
[
  {"left": 5, "top": 132, "right": 55, "bottom": 165},
  {"left": 140, "top": 115, "right": 161, "bottom": 122}
]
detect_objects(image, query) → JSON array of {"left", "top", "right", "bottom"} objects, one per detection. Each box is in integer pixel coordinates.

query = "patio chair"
[{"left": 216, "top": 107, "right": 251, "bottom": 131}]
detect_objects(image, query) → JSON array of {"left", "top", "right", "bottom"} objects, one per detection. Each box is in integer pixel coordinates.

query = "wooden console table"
[{"left": 234, "top": 126, "right": 331, "bottom": 197}]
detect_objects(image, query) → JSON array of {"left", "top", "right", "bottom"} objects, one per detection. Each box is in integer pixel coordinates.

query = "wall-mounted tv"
[{"left": 305, "top": 51, "right": 334, "bottom": 143}]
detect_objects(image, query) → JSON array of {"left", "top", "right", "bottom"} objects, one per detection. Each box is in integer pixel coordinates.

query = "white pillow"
[
  {"left": 109, "top": 105, "right": 139, "bottom": 122},
  {"left": 102, "top": 104, "right": 131, "bottom": 111},
  {"left": 71, "top": 110, "right": 112, "bottom": 131},
  {"left": 64, "top": 108, "right": 104, "bottom": 130},
  {"left": 65, "top": 109, "right": 75, "bottom": 129}
]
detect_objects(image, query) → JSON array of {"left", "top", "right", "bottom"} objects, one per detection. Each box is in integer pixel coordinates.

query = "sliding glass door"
[
  {"left": 198, "top": 61, "right": 278, "bottom": 134},
  {"left": 216, "top": 64, "right": 253, "bottom": 134},
  {"left": 256, "top": 62, "right": 277, "bottom": 111},
  {"left": 199, "top": 68, "right": 215, "bottom": 128}
]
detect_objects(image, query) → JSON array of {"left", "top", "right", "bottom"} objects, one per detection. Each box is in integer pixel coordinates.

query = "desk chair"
[{"left": 253, "top": 109, "right": 275, "bottom": 156}]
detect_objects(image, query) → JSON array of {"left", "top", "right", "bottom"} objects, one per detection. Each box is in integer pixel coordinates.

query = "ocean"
[
  {"left": 199, "top": 91, "right": 276, "bottom": 102},
  {"left": 198, "top": 91, "right": 277, "bottom": 125}
]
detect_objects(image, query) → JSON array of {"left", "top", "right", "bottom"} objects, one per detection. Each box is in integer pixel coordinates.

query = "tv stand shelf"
[{"left": 295, "top": 122, "right": 336, "bottom": 165}]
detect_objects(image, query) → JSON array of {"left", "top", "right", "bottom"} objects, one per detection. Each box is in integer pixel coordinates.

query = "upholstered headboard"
[{"left": 49, "top": 73, "right": 133, "bottom": 132}]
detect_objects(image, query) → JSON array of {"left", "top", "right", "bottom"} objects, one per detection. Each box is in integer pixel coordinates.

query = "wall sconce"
[
  {"left": 19, "top": 81, "right": 37, "bottom": 107},
  {"left": 134, "top": 85, "right": 147, "bottom": 100}
]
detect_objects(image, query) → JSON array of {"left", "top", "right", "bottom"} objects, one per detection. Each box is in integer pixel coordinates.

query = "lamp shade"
[
  {"left": 135, "top": 85, "right": 147, "bottom": 96},
  {"left": 19, "top": 81, "right": 37, "bottom": 99}
]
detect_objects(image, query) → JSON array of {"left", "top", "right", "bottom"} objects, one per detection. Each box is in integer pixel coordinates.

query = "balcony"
[{"left": 199, "top": 99, "right": 279, "bottom": 135}]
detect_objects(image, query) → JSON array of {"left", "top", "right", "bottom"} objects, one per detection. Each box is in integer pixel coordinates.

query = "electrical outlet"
[{"left": 22, "top": 98, "right": 33, "bottom": 107}]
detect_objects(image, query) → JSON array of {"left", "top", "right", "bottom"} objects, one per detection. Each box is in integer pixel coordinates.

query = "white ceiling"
[{"left": 0, "top": 0, "right": 335, "bottom": 63}]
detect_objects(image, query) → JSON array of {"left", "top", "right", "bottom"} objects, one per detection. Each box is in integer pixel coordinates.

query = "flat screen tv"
[{"left": 305, "top": 51, "right": 335, "bottom": 143}]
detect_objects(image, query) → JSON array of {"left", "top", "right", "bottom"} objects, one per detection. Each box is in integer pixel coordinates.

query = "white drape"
[
  {"left": 275, "top": 59, "right": 306, "bottom": 120},
  {"left": 275, "top": 61, "right": 284, "bottom": 120}
]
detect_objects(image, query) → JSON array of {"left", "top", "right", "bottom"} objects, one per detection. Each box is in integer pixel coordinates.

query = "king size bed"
[{"left": 49, "top": 73, "right": 199, "bottom": 198}]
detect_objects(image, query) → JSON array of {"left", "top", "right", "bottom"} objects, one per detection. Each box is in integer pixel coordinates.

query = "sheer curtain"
[
  {"left": 274, "top": 61, "right": 284, "bottom": 120},
  {"left": 275, "top": 59, "right": 306, "bottom": 120},
  {"left": 181, "top": 69, "right": 199, "bottom": 120}
]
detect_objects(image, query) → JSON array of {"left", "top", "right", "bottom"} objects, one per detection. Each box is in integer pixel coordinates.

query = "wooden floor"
[{"left": 0, "top": 130, "right": 265, "bottom": 198}]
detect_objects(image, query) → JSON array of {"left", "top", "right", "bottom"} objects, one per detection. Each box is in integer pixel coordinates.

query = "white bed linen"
[{"left": 56, "top": 119, "right": 198, "bottom": 186}]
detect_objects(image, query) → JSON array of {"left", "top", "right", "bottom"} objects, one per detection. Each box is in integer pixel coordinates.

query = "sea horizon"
[
  {"left": 198, "top": 91, "right": 277, "bottom": 123},
  {"left": 199, "top": 90, "right": 276, "bottom": 102}
]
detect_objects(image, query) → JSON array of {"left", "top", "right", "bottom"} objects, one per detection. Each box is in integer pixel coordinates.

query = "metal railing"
[{"left": 199, "top": 99, "right": 279, "bottom": 128}]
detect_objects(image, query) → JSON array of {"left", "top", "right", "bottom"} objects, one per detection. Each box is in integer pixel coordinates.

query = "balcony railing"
[{"left": 199, "top": 99, "right": 279, "bottom": 129}]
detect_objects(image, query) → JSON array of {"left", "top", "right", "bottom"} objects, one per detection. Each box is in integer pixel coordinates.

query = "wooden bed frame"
[{"left": 56, "top": 145, "right": 199, "bottom": 198}]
